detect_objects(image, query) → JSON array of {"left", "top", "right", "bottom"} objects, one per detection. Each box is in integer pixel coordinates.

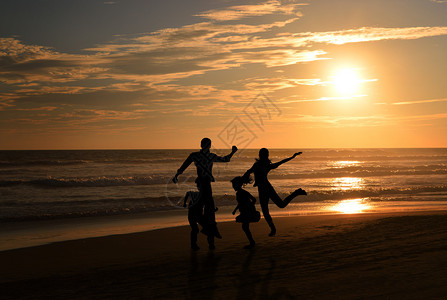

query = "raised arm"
[
  {"left": 270, "top": 152, "right": 302, "bottom": 169},
  {"left": 173, "top": 154, "right": 193, "bottom": 183},
  {"left": 213, "top": 145, "right": 238, "bottom": 163}
]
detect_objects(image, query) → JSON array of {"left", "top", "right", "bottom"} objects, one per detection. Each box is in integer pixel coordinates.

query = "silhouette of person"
[
  {"left": 231, "top": 176, "right": 260, "bottom": 249},
  {"left": 243, "top": 148, "right": 307, "bottom": 236},
  {"left": 183, "top": 178, "right": 206, "bottom": 251},
  {"left": 173, "top": 138, "right": 238, "bottom": 249}
]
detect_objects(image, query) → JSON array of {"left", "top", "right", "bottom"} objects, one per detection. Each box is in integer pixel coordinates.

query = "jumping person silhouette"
[
  {"left": 243, "top": 148, "right": 306, "bottom": 236},
  {"left": 173, "top": 138, "right": 238, "bottom": 249}
]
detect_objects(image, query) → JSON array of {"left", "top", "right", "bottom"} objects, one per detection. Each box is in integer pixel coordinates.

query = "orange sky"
[{"left": 1, "top": 0, "right": 446, "bottom": 149}]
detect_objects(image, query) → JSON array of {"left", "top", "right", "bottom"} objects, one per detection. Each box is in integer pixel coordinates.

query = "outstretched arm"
[
  {"left": 270, "top": 152, "right": 302, "bottom": 169},
  {"left": 172, "top": 154, "right": 193, "bottom": 183},
  {"left": 214, "top": 145, "right": 238, "bottom": 163}
]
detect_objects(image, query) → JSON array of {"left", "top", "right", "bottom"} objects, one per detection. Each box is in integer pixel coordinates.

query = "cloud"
[
  {"left": 2, "top": 0, "right": 447, "bottom": 127},
  {"left": 279, "top": 95, "right": 367, "bottom": 104},
  {"left": 234, "top": 49, "right": 327, "bottom": 67},
  {"left": 195, "top": 0, "right": 305, "bottom": 21},
  {"left": 304, "top": 26, "right": 447, "bottom": 45},
  {"left": 391, "top": 98, "right": 447, "bottom": 105},
  {"left": 240, "top": 77, "right": 324, "bottom": 90},
  {"left": 228, "top": 26, "right": 447, "bottom": 49},
  {"left": 0, "top": 38, "right": 106, "bottom": 84}
]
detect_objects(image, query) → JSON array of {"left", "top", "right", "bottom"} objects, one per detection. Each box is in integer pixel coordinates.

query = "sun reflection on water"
[
  {"left": 330, "top": 198, "right": 371, "bottom": 214},
  {"left": 332, "top": 177, "right": 363, "bottom": 190},
  {"left": 332, "top": 160, "right": 360, "bottom": 168}
]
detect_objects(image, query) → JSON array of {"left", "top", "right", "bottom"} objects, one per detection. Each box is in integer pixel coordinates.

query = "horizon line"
[{"left": 1, "top": 147, "right": 447, "bottom": 151}]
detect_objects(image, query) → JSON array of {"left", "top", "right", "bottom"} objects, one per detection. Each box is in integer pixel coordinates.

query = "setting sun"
[{"left": 332, "top": 68, "right": 361, "bottom": 95}]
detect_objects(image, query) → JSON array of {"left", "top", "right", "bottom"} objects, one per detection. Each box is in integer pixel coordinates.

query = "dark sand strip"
[{"left": 1, "top": 211, "right": 447, "bottom": 299}]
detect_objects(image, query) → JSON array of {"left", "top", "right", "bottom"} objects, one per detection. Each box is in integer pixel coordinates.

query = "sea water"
[{"left": 1, "top": 148, "right": 446, "bottom": 249}]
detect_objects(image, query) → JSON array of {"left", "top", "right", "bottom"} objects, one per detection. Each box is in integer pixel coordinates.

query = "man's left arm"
[{"left": 214, "top": 145, "right": 238, "bottom": 162}]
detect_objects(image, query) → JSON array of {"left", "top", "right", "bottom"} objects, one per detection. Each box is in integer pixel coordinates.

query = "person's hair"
[
  {"left": 201, "top": 138, "right": 211, "bottom": 149},
  {"left": 256, "top": 148, "right": 271, "bottom": 163},
  {"left": 231, "top": 175, "right": 253, "bottom": 188}
]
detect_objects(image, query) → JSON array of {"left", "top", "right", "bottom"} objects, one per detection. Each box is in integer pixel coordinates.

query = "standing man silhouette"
[{"left": 173, "top": 138, "right": 238, "bottom": 249}]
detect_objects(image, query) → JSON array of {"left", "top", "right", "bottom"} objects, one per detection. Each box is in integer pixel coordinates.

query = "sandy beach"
[{"left": 1, "top": 211, "right": 447, "bottom": 299}]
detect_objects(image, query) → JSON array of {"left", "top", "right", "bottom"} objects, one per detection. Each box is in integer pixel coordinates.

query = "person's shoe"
[
  {"left": 296, "top": 188, "right": 307, "bottom": 195},
  {"left": 268, "top": 228, "right": 276, "bottom": 237},
  {"left": 291, "top": 188, "right": 307, "bottom": 197},
  {"left": 191, "top": 244, "right": 200, "bottom": 251}
]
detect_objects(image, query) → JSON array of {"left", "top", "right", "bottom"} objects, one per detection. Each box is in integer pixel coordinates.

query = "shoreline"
[{"left": 2, "top": 203, "right": 447, "bottom": 252}]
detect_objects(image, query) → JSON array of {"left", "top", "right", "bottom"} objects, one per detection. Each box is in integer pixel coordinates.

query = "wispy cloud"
[
  {"left": 391, "top": 98, "right": 447, "bottom": 105},
  {"left": 280, "top": 95, "right": 367, "bottom": 104},
  {"left": 195, "top": 0, "right": 306, "bottom": 21}
]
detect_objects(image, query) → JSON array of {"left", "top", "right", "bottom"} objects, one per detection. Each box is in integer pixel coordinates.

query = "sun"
[{"left": 332, "top": 68, "right": 361, "bottom": 95}]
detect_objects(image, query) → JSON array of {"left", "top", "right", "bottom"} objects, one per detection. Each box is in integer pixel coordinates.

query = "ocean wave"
[
  {"left": 1, "top": 185, "right": 446, "bottom": 221},
  {"left": 0, "top": 196, "right": 177, "bottom": 221},
  {"left": 1, "top": 163, "right": 446, "bottom": 188},
  {"left": 271, "top": 166, "right": 447, "bottom": 179},
  {"left": 301, "top": 186, "right": 447, "bottom": 202},
  {"left": 0, "top": 176, "right": 169, "bottom": 188},
  {"left": 0, "top": 160, "right": 88, "bottom": 167}
]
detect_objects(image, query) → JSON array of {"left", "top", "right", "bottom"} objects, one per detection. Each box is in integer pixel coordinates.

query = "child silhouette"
[
  {"left": 183, "top": 178, "right": 219, "bottom": 250},
  {"left": 183, "top": 178, "right": 205, "bottom": 250},
  {"left": 231, "top": 176, "right": 260, "bottom": 249}
]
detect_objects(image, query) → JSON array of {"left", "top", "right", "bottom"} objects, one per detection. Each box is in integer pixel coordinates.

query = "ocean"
[{"left": 1, "top": 148, "right": 447, "bottom": 250}]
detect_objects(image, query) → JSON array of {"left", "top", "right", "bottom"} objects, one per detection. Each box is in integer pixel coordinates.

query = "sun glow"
[
  {"left": 332, "top": 68, "right": 361, "bottom": 95},
  {"left": 331, "top": 198, "right": 371, "bottom": 214}
]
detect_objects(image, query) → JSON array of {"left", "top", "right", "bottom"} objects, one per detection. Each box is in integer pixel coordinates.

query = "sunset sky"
[{"left": 1, "top": 0, "right": 446, "bottom": 149}]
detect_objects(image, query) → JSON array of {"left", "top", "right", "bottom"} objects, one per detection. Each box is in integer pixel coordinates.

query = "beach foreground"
[{"left": 1, "top": 211, "right": 447, "bottom": 299}]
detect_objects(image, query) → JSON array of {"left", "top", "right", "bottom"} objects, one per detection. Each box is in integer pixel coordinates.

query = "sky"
[{"left": 0, "top": 0, "right": 446, "bottom": 150}]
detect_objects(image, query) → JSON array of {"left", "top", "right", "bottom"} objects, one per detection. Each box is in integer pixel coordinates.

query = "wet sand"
[{"left": 1, "top": 211, "right": 447, "bottom": 299}]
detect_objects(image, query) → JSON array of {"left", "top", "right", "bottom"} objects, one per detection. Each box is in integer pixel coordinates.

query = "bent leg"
[{"left": 267, "top": 182, "right": 304, "bottom": 208}]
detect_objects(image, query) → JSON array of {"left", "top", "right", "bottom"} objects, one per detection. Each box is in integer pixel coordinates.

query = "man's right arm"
[{"left": 173, "top": 154, "right": 193, "bottom": 183}]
